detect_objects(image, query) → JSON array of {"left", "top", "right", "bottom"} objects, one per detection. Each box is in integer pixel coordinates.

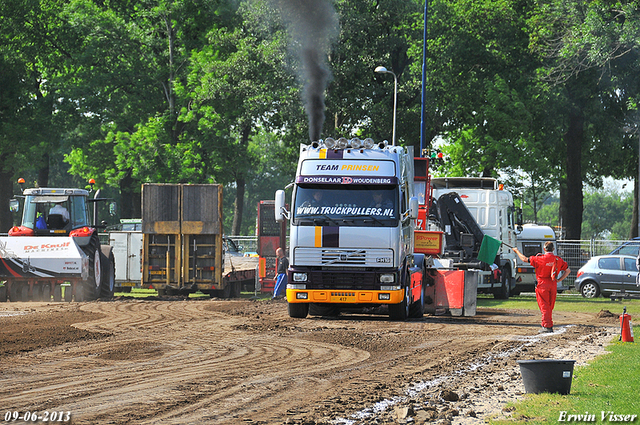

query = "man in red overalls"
[{"left": 513, "top": 242, "right": 570, "bottom": 333}]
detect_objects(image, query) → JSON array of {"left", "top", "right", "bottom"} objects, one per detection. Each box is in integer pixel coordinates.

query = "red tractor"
[{"left": 0, "top": 180, "right": 115, "bottom": 302}]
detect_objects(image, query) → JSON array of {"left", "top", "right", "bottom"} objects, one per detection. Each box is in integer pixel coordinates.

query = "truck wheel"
[
  {"left": 53, "top": 285, "right": 62, "bottom": 302},
  {"left": 0, "top": 285, "right": 6, "bottom": 302},
  {"left": 99, "top": 251, "right": 115, "bottom": 299},
  {"left": 493, "top": 267, "right": 511, "bottom": 300},
  {"left": 389, "top": 289, "right": 410, "bottom": 321},
  {"left": 288, "top": 302, "right": 309, "bottom": 318},
  {"left": 409, "top": 287, "right": 424, "bottom": 319}
]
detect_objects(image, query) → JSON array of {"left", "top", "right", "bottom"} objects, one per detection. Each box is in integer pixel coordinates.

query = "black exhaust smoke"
[{"left": 276, "top": 0, "right": 338, "bottom": 141}]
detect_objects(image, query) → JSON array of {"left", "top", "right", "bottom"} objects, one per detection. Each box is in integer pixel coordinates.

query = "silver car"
[{"left": 574, "top": 255, "right": 639, "bottom": 298}]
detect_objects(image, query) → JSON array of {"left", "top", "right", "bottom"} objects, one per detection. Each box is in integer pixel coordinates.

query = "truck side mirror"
[
  {"left": 9, "top": 199, "right": 19, "bottom": 213},
  {"left": 275, "top": 190, "right": 289, "bottom": 222},
  {"left": 409, "top": 196, "right": 419, "bottom": 220},
  {"left": 517, "top": 208, "right": 523, "bottom": 227}
]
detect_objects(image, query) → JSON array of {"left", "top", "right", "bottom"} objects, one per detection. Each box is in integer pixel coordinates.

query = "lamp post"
[
  {"left": 624, "top": 125, "right": 640, "bottom": 238},
  {"left": 375, "top": 66, "right": 397, "bottom": 146}
]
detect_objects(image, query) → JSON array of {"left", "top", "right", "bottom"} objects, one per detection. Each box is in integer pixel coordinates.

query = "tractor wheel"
[
  {"left": 99, "top": 250, "right": 115, "bottom": 299},
  {"left": 81, "top": 234, "right": 102, "bottom": 300}
]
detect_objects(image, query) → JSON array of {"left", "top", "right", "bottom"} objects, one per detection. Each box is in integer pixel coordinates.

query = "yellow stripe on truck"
[{"left": 314, "top": 226, "right": 322, "bottom": 247}]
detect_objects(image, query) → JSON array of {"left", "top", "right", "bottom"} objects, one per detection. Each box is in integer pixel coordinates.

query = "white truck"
[
  {"left": 513, "top": 223, "right": 566, "bottom": 294},
  {"left": 275, "top": 137, "right": 426, "bottom": 320},
  {"left": 429, "top": 177, "right": 519, "bottom": 298}
]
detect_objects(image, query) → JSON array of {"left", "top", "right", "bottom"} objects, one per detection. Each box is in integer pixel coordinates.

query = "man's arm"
[
  {"left": 556, "top": 267, "right": 571, "bottom": 283},
  {"left": 512, "top": 247, "right": 528, "bottom": 263}
]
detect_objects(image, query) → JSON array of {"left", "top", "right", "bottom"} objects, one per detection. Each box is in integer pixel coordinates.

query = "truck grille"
[
  {"left": 308, "top": 270, "right": 377, "bottom": 289},
  {"left": 294, "top": 248, "right": 393, "bottom": 267}
]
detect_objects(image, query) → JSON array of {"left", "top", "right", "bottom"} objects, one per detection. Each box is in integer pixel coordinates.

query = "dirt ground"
[{"left": 0, "top": 297, "right": 618, "bottom": 425}]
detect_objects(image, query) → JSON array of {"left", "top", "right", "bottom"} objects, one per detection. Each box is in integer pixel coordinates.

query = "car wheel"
[{"left": 580, "top": 281, "right": 600, "bottom": 298}]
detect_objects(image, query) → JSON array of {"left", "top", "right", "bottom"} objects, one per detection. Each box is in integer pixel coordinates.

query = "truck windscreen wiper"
[
  {"left": 296, "top": 214, "right": 338, "bottom": 225},
  {"left": 340, "top": 214, "right": 388, "bottom": 226}
]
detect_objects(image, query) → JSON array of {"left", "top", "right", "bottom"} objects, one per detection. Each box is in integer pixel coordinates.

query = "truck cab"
[{"left": 514, "top": 224, "right": 566, "bottom": 294}]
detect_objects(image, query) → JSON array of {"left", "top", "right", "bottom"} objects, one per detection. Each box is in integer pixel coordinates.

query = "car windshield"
[{"left": 293, "top": 185, "right": 399, "bottom": 227}]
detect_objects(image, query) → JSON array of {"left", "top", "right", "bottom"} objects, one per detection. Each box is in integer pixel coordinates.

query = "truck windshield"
[{"left": 293, "top": 185, "right": 399, "bottom": 227}]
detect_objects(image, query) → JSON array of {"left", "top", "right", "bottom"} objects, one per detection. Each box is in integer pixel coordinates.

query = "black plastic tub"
[{"left": 517, "top": 359, "right": 575, "bottom": 395}]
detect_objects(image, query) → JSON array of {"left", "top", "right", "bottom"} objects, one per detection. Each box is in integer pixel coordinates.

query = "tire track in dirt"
[{"left": 0, "top": 300, "right": 370, "bottom": 424}]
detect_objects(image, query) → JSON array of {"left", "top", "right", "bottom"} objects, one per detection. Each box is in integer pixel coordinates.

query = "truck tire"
[
  {"left": 81, "top": 234, "right": 102, "bottom": 300},
  {"left": 493, "top": 267, "right": 511, "bottom": 300},
  {"left": 409, "top": 287, "right": 424, "bottom": 319},
  {"left": 0, "top": 285, "right": 6, "bottom": 302},
  {"left": 288, "top": 302, "right": 309, "bottom": 318},
  {"left": 100, "top": 250, "right": 115, "bottom": 299},
  {"left": 389, "top": 288, "right": 410, "bottom": 321}
]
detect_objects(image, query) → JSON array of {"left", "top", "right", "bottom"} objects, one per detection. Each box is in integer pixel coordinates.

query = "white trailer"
[{"left": 108, "top": 220, "right": 143, "bottom": 292}]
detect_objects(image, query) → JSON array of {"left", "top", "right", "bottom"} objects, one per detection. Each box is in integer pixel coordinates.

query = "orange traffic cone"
[{"left": 620, "top": 307, "right": 634, "bottom": 343}]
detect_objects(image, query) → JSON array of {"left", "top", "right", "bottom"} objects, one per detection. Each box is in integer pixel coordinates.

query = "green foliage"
[{"left": 3, "top": 0, "right": 640, "bottom": 236}]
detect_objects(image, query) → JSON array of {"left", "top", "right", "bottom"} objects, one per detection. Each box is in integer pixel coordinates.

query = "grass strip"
[{"left": 493, "top": 340, "right": 640, "bottom": 424}]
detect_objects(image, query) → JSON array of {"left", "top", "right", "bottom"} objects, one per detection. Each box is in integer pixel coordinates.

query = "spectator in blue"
[{"left": 273, "top": 247, "right": 288, "bottom": 299}]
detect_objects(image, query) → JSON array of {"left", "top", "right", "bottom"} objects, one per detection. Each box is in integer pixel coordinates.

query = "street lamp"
[
  {"left": 375, "top": 66, "right": 397, "bottom": 146},
  {"left": 624, "top": 125, "right": 640, "bottom": 238}
]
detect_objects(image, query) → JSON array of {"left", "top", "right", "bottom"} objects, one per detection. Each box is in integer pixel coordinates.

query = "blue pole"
[{"left": 419, "top": 0, "right": 429, "bottom": 157}]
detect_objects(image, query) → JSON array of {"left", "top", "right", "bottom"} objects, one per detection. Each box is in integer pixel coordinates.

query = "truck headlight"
[
  {"left": 378, "top": 293, "right": 391, "bottom": 300},
  {"left": 379, "top": 274, "right": 395, "bottom": 283},
  {"left": 293, "top": 273, "right": 308, "bottom": 282},
  {"left": 296, "top": 292, "right": 308, "bottom": 300},
  {"left": 287, "top": 284, "right": 307, "bottom": 290}
]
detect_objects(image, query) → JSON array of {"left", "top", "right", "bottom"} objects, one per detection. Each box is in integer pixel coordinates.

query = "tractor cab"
[{"left": 9, "top": 188, "right": 91, "bottom": 236}]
